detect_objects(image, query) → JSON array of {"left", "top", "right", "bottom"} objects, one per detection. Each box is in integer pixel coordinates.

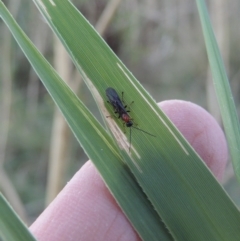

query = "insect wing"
[
  {"left": 106, "top": 87, "right": 125, "bottom": 111},
  {"left": 106, "top": 87, "right": 119, "bottom": 103}
]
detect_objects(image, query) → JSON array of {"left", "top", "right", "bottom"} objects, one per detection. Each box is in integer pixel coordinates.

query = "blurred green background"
[{"left": 0, "top": 0, "right": 240, "bottom": 225}]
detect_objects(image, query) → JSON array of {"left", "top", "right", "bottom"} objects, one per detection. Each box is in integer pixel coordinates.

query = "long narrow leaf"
[
  {"left": 0, "top": 2, "right": 172, "bottom": 240},
  {"left": 0, "top": 193, "right": 37, "bottom": 241},
  {"left": 196, "top": 0, "right": 240, "bottom": 182},
  {"left": 30, "top": 1, "right": 240, "bottom": 240}
]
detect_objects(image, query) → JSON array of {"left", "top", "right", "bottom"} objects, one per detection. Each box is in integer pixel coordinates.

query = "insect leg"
[
  {"left": 122, "top": 122, "right": 127, "bottom": 133},
  {"left": 129, "top": 127, "right": 132, "bottom": 152}
]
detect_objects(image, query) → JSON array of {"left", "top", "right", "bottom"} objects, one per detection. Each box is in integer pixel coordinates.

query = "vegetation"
[{"left": 0, "top": 0, "right": 240, "bottom": 240}]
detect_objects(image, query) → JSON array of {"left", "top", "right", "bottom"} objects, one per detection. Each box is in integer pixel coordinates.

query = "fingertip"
[
  {"left": 30, "top": 161, "right": 139, "bottom": 241},
  {"left": 158, "top": 100, "right": 228, "bottom": 181}
]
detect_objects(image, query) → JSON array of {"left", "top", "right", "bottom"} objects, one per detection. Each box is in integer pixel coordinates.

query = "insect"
[{"left": 105, "top": 87, "right": 155, "bottom": 151}]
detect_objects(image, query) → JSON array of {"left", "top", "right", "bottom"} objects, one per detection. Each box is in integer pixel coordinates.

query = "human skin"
[{"left": 29, "top": 100, "right": 228, "bottom": 241}]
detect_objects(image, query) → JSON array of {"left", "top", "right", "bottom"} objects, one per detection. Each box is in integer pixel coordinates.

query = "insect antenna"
[{"left": 131, "top": 126, "right": 156, "bottom": 137}]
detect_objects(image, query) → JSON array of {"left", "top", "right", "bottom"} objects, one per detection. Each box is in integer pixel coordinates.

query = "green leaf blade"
[
  {"left": 0, "top": 193, "right": 37, "bottom": 241},
  {"left": 196, "top": 0, "right": 240, "bottom": 181},
  {"left": 31, "top": 0, "right": 240, "bottom": 240},
  {"left": 0, "top": 1, "right": 172, "bottom": 240}
]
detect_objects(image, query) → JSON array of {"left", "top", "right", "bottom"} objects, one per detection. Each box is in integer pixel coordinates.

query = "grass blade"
[
  {"left": 28, "top": 0, "right": 240, "bottom": 240},
  {"left": 0, "top": 1, "right": 172, "bottom": 240},
  {"left": 196, "top": 0, "right": 240, "bottom": 182},
  {"left": 31, "top": 1, "right": 240, "bottom": 240},
  {"left": 0, "top": 193, "right": 37, "bottom": 241}
]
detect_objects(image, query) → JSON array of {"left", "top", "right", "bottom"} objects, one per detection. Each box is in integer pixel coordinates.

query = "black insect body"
[
  {"left": 106, "top": 87, "right": 133, "bottom": 125},
  {"left": 105, "top": 87, "right": 155, "bottom": 151}
]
